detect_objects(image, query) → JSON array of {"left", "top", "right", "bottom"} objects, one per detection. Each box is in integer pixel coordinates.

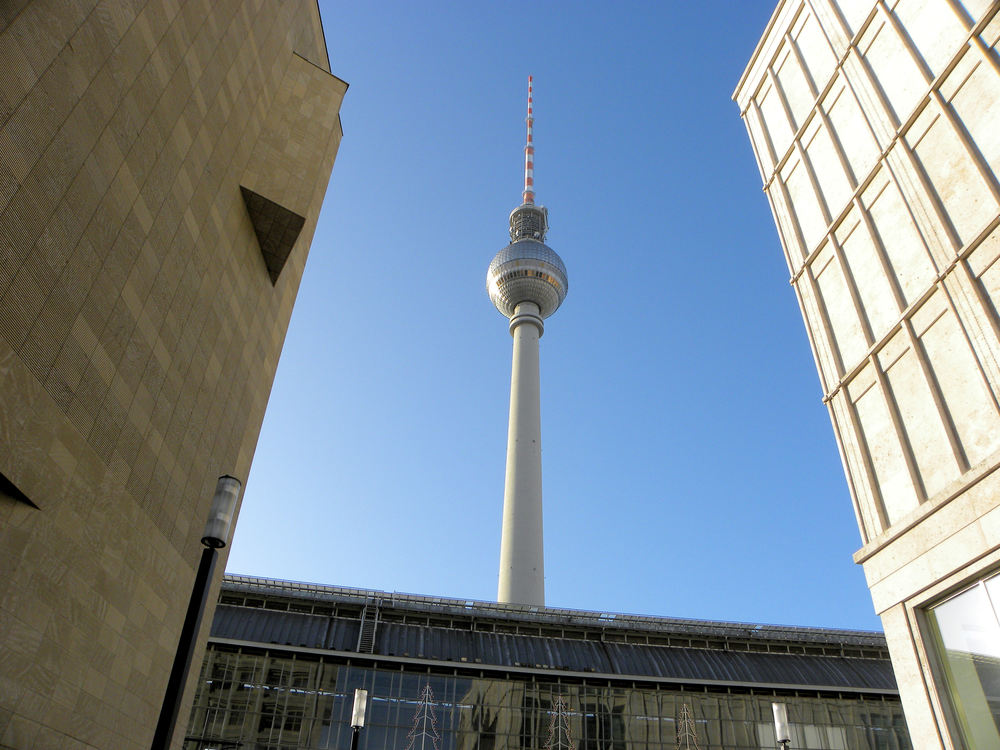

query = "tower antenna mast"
[{"left": 523, "top": 75, "right": 535, "bottom": 206}]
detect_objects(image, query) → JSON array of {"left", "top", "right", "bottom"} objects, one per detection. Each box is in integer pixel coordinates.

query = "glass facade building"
[{"left": 183, "top": 577, "right": 911, "bottom": 750}]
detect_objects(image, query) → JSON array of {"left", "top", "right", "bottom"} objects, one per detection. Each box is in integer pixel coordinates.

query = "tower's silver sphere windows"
[{"left": 487, "top": 239, "right": 568, "bottom": 319}]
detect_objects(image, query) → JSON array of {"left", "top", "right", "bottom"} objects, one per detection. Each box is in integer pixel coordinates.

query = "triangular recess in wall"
[
  {"left": 240, "top": 186, "right": 306, "bottom": 285},
  {"left": 1, "top": 471, "right": 38, "bottom": 509}
]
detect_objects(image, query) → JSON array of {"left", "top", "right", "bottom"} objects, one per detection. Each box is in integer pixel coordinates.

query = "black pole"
[
  {"left": 351, "top": 726, "right": 361, "bottom": 750},
  {"left": 151, "top": 545, "right": 218, "bottom": 750}
]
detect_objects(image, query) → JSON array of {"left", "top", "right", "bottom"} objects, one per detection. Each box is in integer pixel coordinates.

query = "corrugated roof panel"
[
  {"left": 210, "top": 607, "right": 896, "bottom": 692},
  {"left": 326, "top": 617, "right": 360, "bottom": 651},
  {"left": 212, "top": 605, "right": 328, "bottom": 648}
]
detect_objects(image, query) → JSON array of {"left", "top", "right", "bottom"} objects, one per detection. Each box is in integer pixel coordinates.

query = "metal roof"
[
  {"left": 221, "top": 575, "right": 888, "bottom": 647},
  {"left": 210, "top": 577, "right": 898, "bottom": 694}
]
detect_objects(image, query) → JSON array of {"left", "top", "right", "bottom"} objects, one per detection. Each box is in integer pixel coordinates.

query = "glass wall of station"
[{"left": 183, "top": 647, "right": 910, "bottom": 750}]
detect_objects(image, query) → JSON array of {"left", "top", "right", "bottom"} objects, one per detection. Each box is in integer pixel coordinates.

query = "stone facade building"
[
  {"left": 733, "top": 1, "right": 1000, "bottom": 747},
  {"left": 0, "top": 2, "right": 346, "bottom": 748}
]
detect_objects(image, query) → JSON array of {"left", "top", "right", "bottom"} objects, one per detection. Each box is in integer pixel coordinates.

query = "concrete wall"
[
  {"left": 0, "top": 2, "right": 346, "bottom": 747},
  {"left": 734, "top": 1, "right": 1000, "bottom": 747}
]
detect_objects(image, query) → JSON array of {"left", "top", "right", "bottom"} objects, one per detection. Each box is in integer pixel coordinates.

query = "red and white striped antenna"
[{"left": 523, "top": 75, "right": 535, "bottom": 205}]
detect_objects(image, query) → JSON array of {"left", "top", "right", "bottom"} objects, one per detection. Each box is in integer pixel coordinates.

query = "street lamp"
[
  {"left": 771, "top": 702, "right": 791, "bottom": 750},
  {"left": 151, "top": 475, "right": 242, "bottom": 750},
  {"left": 351, "top": 689, "right": 369, "bottom": 750}
]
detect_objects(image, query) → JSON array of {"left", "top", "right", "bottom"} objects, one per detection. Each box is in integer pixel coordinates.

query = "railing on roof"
[{"left": 221, "top": 574, "right": 887, "bottom": 648}]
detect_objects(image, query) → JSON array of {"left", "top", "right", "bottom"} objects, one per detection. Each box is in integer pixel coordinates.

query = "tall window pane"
[{"left": 927, "top": 573, "right": 1000, "bottom": 748}]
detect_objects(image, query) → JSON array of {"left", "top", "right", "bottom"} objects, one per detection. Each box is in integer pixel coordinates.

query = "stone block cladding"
[
  {"left": 0, "top": 2, "right": 346, "bottom": 748},
  {"left": 734, "top": 1, "right": 1000, "bottom": 747}
]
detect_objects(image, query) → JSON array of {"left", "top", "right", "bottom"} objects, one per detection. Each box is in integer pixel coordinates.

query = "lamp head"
[
  {"left": 771, "top": 703, "right": 791, "bottom": 744},
  {"left": 201, "top": 475, "right": 241, "bottom": 548},
  {"left": 351, "top": 689, "right": 369, "bottom": 728}
]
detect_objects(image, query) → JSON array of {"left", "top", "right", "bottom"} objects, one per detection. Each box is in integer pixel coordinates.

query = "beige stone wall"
[
  {"left": 0, "top": 1, "right": 346, "bottom": 748},
  {"left": 734, "top": 1, "right": 1000, "bottom": 747}
]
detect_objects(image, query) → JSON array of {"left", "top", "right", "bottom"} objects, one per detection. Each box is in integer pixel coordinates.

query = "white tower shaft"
[{"left": 497, "top": 302, "right": 545, "bottom": 605}]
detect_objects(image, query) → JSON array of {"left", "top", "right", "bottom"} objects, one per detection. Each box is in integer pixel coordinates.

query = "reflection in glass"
[
  {"left": 927, "top": 572, "right": 1000, "bottom": 749},
  {"left": 184, "top": 656, "right": 911, "bottom": 750}
]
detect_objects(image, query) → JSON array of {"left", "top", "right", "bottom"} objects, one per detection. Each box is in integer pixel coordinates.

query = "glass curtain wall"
[
  {"left": 184, "top": 650, "right": 910, "bottom": 750},
  {"left": 926, "top": 570, "right": 1000, "bottom": 749}
]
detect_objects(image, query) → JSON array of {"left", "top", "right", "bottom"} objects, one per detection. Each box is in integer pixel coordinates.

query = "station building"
[{"left": 183, "top": 576, "right": 912, "bottom": 750}]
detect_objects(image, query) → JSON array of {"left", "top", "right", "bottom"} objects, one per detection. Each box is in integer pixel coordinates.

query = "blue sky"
[{"left": 227, "top": 1, "right": 883, "bottom": 632}]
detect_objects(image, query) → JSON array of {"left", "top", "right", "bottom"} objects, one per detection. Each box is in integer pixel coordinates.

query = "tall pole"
[
  {"left": 498, "top": 301, "right": 545, "bottom": 605},
  {"left": 151, "top": 475, "right": 241, "bottom": 750},
  {"left": 150, "top": 547, "right": 218, "bottom": 750},
  {"left": 350, "top": 688, "right": 368, "bottom": 750}
]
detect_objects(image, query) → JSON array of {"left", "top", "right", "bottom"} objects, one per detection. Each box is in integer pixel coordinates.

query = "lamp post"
[
  {"left": 771, "top": 702, "right": 791, "bottom": 750},
  {"left": 350, "top": 689, "right": 368, "bottom": 750},
  {"left": 151, "top": 475, "right": 242, "bottom": 750}
]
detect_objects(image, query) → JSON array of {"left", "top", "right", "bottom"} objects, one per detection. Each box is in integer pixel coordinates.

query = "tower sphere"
[{"left": 487, "top": 238, "right": 568, "bottom": 319}]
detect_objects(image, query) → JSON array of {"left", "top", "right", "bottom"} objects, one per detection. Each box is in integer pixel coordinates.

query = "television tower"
[{"left": 487, "top": 76, "right": 568, "bottom": 606}]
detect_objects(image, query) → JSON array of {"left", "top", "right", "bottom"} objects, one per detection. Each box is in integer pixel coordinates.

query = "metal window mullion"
[
  {"left": 872, "top": 351, "right": 929, "bottom": 503},
  {"left": 275, "top": 659, "right": 290, "bottom": 744},
  {"left": 222, "top": 651, "right": 239, "bottom": 742},
  {"left": 901, "top": 315, "right": 970, "bottom": 472},
  {"left": 982, "top": 573, "right": 1000, "bottom": 630},
  {"left": 192, "top": 647, "right": 214, "bottom": 742}
]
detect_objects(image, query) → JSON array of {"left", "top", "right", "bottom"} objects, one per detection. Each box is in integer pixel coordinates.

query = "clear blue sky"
[{"left": 227, "top": 1, "right": 883, "bottom": 632}]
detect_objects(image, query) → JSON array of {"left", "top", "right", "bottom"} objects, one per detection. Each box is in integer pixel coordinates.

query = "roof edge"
[
  {"left": 222, "top": 573, "right": 886, "bottom": 644},
  {"left": 732, "top": 0, "right": 790, "bottom": 104}
]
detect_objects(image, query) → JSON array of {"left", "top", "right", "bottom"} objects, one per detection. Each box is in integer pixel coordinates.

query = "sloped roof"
[{"left": 209, "top": 577, "right": 897, "bottom": 694}]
